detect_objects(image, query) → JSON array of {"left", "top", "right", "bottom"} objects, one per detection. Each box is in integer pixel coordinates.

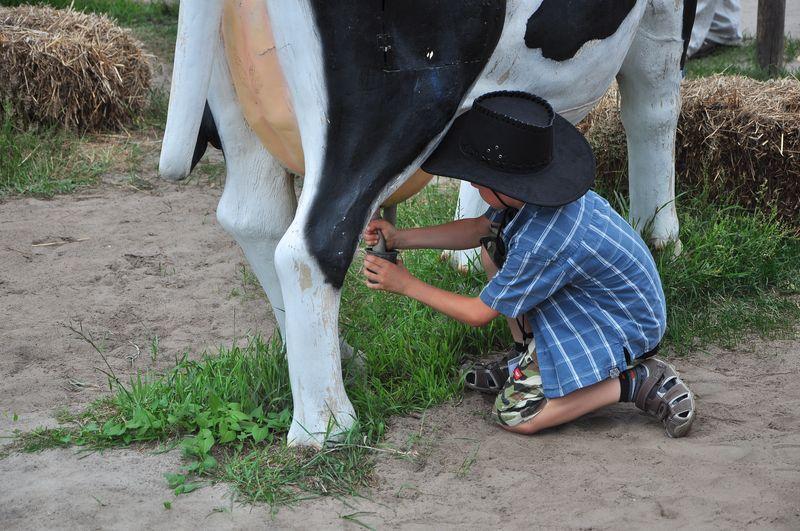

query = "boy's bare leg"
[
  {"left": 480, "top": 247, "right": 527, "bottom": 344},
  {"left": 501, "top": 378, "right": 621, "bottom": 435}
]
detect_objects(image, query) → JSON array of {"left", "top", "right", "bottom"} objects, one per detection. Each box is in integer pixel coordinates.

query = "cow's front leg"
[
  {"left": 274, "top": 212, "right": 356, "bottom": 447},
  {"left": 617, "top": 0, "right": 684, "bottom": 248}
]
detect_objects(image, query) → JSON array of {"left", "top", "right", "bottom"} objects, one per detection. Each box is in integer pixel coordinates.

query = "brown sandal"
[{"left": 634, "top": 358, "right": 696, "bottom": 438}]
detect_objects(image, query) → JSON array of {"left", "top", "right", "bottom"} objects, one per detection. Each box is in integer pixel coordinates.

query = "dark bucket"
[{"left": 365, "top": 248, "right": 398, "bottom": 283}]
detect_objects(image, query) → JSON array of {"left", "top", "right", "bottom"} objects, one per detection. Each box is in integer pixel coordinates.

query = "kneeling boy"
[{"left": 362, "top": 91, "right": 695, "bottom": 438}]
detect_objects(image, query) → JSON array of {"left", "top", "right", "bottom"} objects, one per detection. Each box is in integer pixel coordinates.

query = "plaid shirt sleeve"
[
  {"left": 484, "top": 207, "right": 503, "bottom": 224},
  {"left": 479, "top": 249, "right": 573, "bottom": 318}
]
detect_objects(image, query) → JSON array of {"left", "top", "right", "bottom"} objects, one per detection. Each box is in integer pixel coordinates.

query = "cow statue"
[{"left": 160, "top": 0, "right": 695, "bottom": 447}]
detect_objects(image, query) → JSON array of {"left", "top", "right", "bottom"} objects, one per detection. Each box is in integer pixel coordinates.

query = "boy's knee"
[{"left": 501, "top": 421, "right": 540, "bottom": 435}]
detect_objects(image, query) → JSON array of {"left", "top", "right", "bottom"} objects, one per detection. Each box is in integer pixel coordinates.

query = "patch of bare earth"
[
  {"left": 0, "top": 169, "right": 273, "bottom": 431},
  {"left": 1, "top": 173, "right": 798, "bottom": 528}
]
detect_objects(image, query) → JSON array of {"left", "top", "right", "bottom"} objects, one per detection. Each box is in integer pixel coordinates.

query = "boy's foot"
[
  {"left": 462, "top": 346, "right": 525, "bottom": 394},
  {"left": 631, "top": 358, "right": 696, "bottom": 438}
]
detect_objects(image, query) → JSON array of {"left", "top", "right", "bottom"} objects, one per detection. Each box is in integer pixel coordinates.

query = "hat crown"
[
  {"left": 421, "top": 90, "right": 595, "bottom": 207},
  {"left": 459, "top": 92, "right": 555, "bottom": 174}
]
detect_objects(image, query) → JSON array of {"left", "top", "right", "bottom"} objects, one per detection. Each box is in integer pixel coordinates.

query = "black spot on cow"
[
  {"left": 525, "top": 0, "right": 637, "bottom": 61},
  {"left": 306, "top": 0, "right": 506, "bottom": 288},
  {"left": 190, "top": 102, "right": 222, "bottom": 172}
]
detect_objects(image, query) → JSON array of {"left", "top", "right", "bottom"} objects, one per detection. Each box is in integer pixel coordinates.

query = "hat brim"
[{"left": 421, "top": 111, "right": 595, "bottom": 207}]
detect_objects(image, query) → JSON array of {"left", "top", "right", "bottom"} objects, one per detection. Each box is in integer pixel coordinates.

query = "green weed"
[{"left": 230, "top": 264, "right": 265, "bottom": 301}]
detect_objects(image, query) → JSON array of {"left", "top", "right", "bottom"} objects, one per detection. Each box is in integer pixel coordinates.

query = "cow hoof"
[
  {"left": 441, "top": 249, "right": 481, "bottom": 274},
  {"left": 650, "top": 237, "right": 683, "bottom": 259},
  {"left": 287, "top": 413, "right": 356, "bottom": 448}
]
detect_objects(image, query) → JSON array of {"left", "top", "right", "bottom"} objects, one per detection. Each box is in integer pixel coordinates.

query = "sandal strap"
[
  {"left": 661, "top": 380, "right": 688, "bottom": 404},
  {"left": 464, "top": 363, "right": 508, "bottom": 393},
  {"left": 634, "top": 362, "right": 669, "bottom": 411}
]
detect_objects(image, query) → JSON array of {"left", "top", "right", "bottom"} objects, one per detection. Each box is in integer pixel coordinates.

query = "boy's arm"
[
  {"left": 363, "top": 255, "right": 500, "bottom": 327},
  {"left": 366, "top": 216, "right": 492, "bottom": 251}
]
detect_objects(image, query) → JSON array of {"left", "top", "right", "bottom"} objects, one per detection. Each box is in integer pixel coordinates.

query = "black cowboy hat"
[{"left": 422, "top": 91, "right": 595, "bottom": 207}]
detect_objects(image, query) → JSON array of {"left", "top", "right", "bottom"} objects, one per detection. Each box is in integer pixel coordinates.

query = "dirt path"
[
  {"left": 1, "top": 176, "right": 798, "bottom": 529},
  {"left": 0, "top": 175, "right": 275, "bottom": 433}
]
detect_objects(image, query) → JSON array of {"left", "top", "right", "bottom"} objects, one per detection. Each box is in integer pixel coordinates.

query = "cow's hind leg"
[
  {"left": 617, "top": 0, "right": 685, "bottom": 248},
  {"left": 268, "top": 0, "right": 506, "bottom": 446},
  {"left": 216, "top": 151, "right": 295, "bottom": 340},
  {"left": 209, "top": 47, "right": 296, "bottom": 340}
]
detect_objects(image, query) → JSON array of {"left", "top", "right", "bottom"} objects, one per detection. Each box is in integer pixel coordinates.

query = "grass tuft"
[
  {"left": 0, "top": 105, "right": 110, "bottom": 196},
  {"left": 685, "top": 37, "right": 800, "bottom": 80}
]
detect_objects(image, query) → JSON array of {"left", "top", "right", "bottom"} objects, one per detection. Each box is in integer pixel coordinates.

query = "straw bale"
[
  {"left": 583, "top": 75, "right": 800, "bottom": 228},
  {"left": 0, "top": 5, "right": 151, "bottom": 130}
]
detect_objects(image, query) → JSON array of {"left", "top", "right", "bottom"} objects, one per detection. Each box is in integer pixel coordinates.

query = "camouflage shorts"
[{"left": 493, "top": 348, "right": 547, "bottom": 427}]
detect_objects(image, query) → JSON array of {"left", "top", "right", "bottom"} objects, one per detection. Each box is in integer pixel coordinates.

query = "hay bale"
[
  {"left": 583, "top": 76, "right": 800, "bottom": 228},
  {"left": 0, "top": 5, "right": 151, "bottom": 130}
]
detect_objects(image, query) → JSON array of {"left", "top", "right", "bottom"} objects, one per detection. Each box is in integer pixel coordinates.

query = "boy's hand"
[
  {"left": 363, "top": 255, "right": 414, "bottom": 294},
  {"left": 364, "top": 219, "right": 398, "bottom": 249}
]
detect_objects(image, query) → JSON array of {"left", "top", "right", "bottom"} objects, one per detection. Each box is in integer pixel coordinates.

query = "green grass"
[
  {"left": 685, "top": 37, "right": 800, "bottom": 79},
  {"left": 620, "top": 192, "right": 799, "bottom": 353},
  {"left": 8, "top": 183, "right": 800, "bottom": 506},
  {"left": 0, "top": 106, "right": 111, "bottom": 196},
  {"left": 656, "top": 203, "right": 800, "bottom": 352}
]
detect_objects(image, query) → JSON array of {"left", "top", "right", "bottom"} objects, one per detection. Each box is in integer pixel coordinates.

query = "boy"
[{"left": 363, "top": 91, "right": 695, "bottom": 438}]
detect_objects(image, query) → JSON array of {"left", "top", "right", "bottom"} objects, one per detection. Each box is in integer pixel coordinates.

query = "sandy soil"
[{"left": 1, "top": 172, "right": 799, "bottom": 530}]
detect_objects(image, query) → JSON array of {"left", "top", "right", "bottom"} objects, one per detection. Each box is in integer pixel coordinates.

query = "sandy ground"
[{"left": 1, "top": 173, "right": 799, "bottom": 530}]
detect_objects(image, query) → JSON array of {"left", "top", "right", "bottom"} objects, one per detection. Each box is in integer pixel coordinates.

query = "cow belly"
[
  {"left": 222, "top": 0, "right": 304, "bottom": 174},
  {"left": 221, "top": 0, "right": 431, "bottom": 206}
]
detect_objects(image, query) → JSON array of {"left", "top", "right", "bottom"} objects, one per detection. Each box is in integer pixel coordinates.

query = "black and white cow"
[{"left": 160, "top": 0, "right": 696, "bottom": 447}]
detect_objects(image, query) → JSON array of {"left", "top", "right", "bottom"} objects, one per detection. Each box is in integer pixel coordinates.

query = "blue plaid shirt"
[{"left": 480, "top": 191, "right": 667, "bottom": 398}]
